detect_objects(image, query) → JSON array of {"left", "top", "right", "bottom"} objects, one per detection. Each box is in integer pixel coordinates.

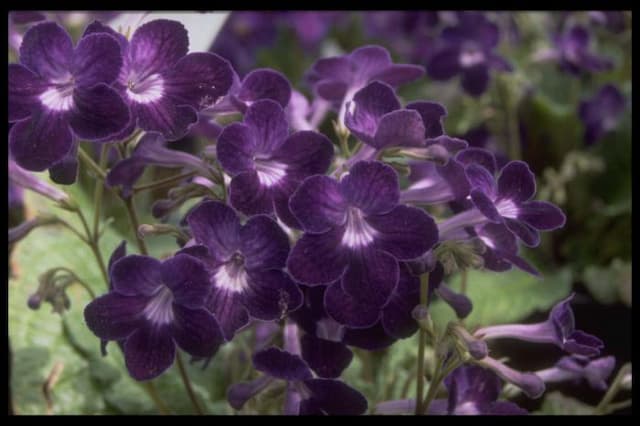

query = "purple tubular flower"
[
  {"left": 553, "top": 25, "right": 614, "bottom": 75},
  {"left": 8, "top": 21, "right": 130, "bottom": 171},
  {"left": 477, "top": 356, "right": 546, "bottom": 399},
  {"left": 280, "top": 12, "right": 347, "bottom": 50},
  {"left": 228, "top": 347, "right": 368, "bottom": 415},
  {"left": 8, "top": 160, "right": 70, "bottom": 205},
  {"left": 183, "top": 201, "right": 303, "bottom": 341},
  {"left": 472, "top": 223, "right": 540, "bottom": 276},
  {"left": 216, "top": 99, "right": 333, "bottom": 227},
  {"left": 426, "top": 12, "right": 512, "bottom": 96},
  {"left": 438, "top": 160, "right": 566, "bottom": 247},
  {"left": 426, "top": 262, "right": 473, "bottom": 319},
  {"left": 535, "top": 355, "right": 616, "bottom": 391},
  {"left": 287, "top": 161, "right": 438, "bottom": 328},
  {"left": 106, "top": 132, "right": 213, "bottom": 197},
  {"left": 475, "top": 293, "right": 604, "bottom": 357},
  {"left": 589, "top": 11, "right": 627, "bottom": 33},
  {"left": 401, "top": 158, "right": 470, "bottom": 205},
  {"left": 86, "top": 19, "right": 234, "bottom": 141},
  {"left": 84, "top": 253, "right": 223, "bottom": 380},
  {"left": 579, "top": 84, "right": 626, "bottom": 146}
]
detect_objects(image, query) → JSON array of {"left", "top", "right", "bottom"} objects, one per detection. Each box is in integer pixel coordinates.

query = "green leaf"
[
  {"left": 430, "top": 267, "right": 573, "bottom": 331},
  {"left": 583, "top": 259, "right": 632, "bottom": 306},
  {"left": 535, "top": 391, "right": 594, "bottom": 415}
]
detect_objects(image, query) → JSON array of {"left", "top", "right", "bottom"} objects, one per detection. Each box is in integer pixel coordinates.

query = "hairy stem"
[
  {"left": 123, "top": 196, "right": 148, "bottom": 256},
  {"left": 176, "top": 352, "right": 204, "bottom": 415},
  {"left": 92, "top": 145, "right": 110, "bottom": 239},
  {"left": 133, "top": 171, "right": 198, "bottom": 193},
  {"left": 415, "top": 272, "right": 430, "bottom": 415}
]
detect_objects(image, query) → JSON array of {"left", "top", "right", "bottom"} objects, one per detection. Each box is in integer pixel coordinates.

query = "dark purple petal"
[
  {"left": 10, "top": 11, "right": 46, "bottom": 25},
  {"left": 216, "top": 123, "right": 255, "bottom": 175},
  {"left": 405, "top": 101, "right": 447, "bottom": 139},
  {"left": 227, "top": 376, "right": 275, "bottom": 410},
  {"left": 240, "top": 215, "right": 290, "bottom": 270},
  {"left": 105, "top": 156, "right": 146, "bottom": 196},
  {"left": 426, "top": 46, "right": 461, "bottom": 80},
  {"left": 302, "top": 378, "right": 368, "bottom": 415},
  {"left": 373, "top": 109, "right": 426, "bottom": 149},
  {"left": 253, "top": 347, "right": 312, "bottom": 381},
  {"left": 8, "top": 64, "right": 47, "bottom": 122},
  {"left": 123, "top": 324, "right": 176, "bottom": 381},
  {"left": 171, "top": 304, "right": 223, "bottom": 358},
  {"left": 111, "top": 255, "right": 163, "bottom": 297},
  {"left": 518, "top": 201, "right": 566, "bottom": 231},
  {"left": 108, "top": 241, "right": 128, "bottom": 276},
  {"left": 186, "top": 200, "right": 240, "bottom": 261},
  {"left": 344, "top": 81, "right": 401, "bottom": 145},
  {"left": 325, "top": 281, "right": 383, "bottom": 328},
  {"left": 289, "top": 176, "right": 347, "bottom": 234},
  {"left": 497, "top": 161, "right": 536, "bottom": 202},
  {"left": 132, "top": 99, "right": 198, "bottom": 141},
  {"left": 465, "top": 163, "right": 497, "bottom": 197},
  {"left": 165, "top": 52, "right": 234, "bottom": 110},
  {"left": 564, "top": 331, "right": 604, "bottom": 357},
  {"left": 69, "top": 84, "right": 130, "bottom": 140},
  {"left": 471, "top": 189, "right": 502, "bottom": 223},
  {"left": 128, "top": 19, "right": 188, "bottom": 75},
  {"left": 84, "top": 293, "right": 147, "bottom": 340},
  {"left": 504, "top": 218, "right": 540, "bottom": 247},
  {"left": 20, "top": 22, "right": 73, "bottom": 80},
  {"left": 368, "top": 205, "right": 439, "bottom": 260},
  {"left": 340, "top": 161, "right": 399, "bottom": 215},
  {"left": 342, "top": 322, "right": 396, "bottom": 350},
  {"left": 160, "top": 254, "right": 211, "bottom": 309},
  {"left": 300, "top": 334, "right": 353, "bottom": 378},
  {"left": 82, "top": 20, "right": 128, "bottom": 51},
  {"left": 444, "top": 365, "right": 502, "bottom": 408},
  {"left": 237, "top": 68, "right": 292, "bottom": 108},
  {"left": 500, "top": 252, "right": 540, "bottom": 276},
  {"left": 315, "top": 80, "right": 348, "bottom": 103},
  {"left": 270, "top": 131, "right": 334, "bottom": 174},
  {"left": 205, "top": 287, "right": 249, "bottom": 341},
  {"left": 244, "top": 270, "right": 303, "bottom": 320},
  {"left": 72, "top": 33, "right": 122, "bottom": 86},
  {"left": 287, "top": 228, "right": 349, "bottom": 285},
  {"left": 370, "top": 64, "right": 425, "bottom": 88},
  {"left": 9, "top": 112, "right": 73, "bottom": 172},
  {"left": 243, "top": 99, "right": 289, "bottom": 154},
  {"left": 340, "top": 249, "right": 399, "bottom": 308},
  {"left": 48, "top": 143, "right": 79, "bottom": 185},
  {"left": 381, "top": 266, "right": 420, "bottom": 339},
  {"left": 455, "top": 147, "right": 497, "bottom": 175},
  {"left": 228, "top": 171, "right": 274, "bottom": 215},
  {"left": 461, "top": 64, "right": 490, "bottom": 97}
]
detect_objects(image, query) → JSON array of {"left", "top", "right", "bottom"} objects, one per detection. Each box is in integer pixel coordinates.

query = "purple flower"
[
  {"left": 579, "top": 84, "right": 626, "bottom": 146},
  {"left": 438, "top": 160, "right": 566, "bottom": 247},
  {"left": 589, "top": 11, "right": 627, "bottom": 33},
  {"left": 182, "top": 201, "right": 303, "bottom": 341},
  {"left": 552, "top": 25, "right": 614, "bottom": 75},
  {"left": 535, "top": 355, "right": 616, "bottom": 391},
  {"left": 287, "top": 161, "right": 438, "bottom": 328},
  {"left": 475, "top": 293, "right": 604, "bottom": 357},
  {"left": 279, "top": 12, "right": 348, "bottom": 50},
  {"left": 86, "top": 19, "right": 234, "bottom": 141},
  {"left": 8, "top": 160, "right": 70, "bottom": 205},
  {"left": 84, "top": 253, "right": 223, "bottom": 380},
  {"left": 216, "top": 99, "right": 333, "bottom": 227},
  {"left": 426, "top": 12, "right": 512, "bottom": 96},
  {"left": 227, "top": 347, "right": 368, "bottom": 415},
  {"left": 477, "top": 356, "right": 546, "bottom": 399},
  {"left": 472, "top": 223, "right": 540, "bottom": 276},
  {"left": 8, "top": 21, "right": 130, "bottom": 171},
  {"left": 400, "top": 158, "right": 470, "bottom": 205}
]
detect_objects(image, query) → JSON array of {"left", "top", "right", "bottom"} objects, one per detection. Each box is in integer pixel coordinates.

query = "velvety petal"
[
  {"left": 445, "top": 365, "right": 502, "bottom": 408},
  {"left": 370, "top": 64, "right": 425, "bottom": 87},
  {"left": 504, "top": 218, "right": 540, "bottom": 247},
  {"left": 381, "top": 266, "right": 420, "bottom": 339},
  {"left": 487, "top": 401, "right": 528, "bottom": 415},
  {"left": 350, "top": 45, "right": 392, "bottom": 80},
  {"left": 426, "top": 46, "right": 461, "bottom": 80},
  {"left": 240, "top": 215, "right": 290, "bottom": 270},
  {"left": 253, "top": 347, "right": 312, "bottom": 381},
  {"left": 243, "top": 99, "right": 289, "bottom": 154},
  {"left": 105, "top": 156, "right": 146, "bottom": 197},
  {"left": 518, "top": 201, "right": 566, "bottom": 231},
  {"left": 244, "top": 270, "right": 303, "bottom": 320},
  {"left": 438, "top": 158, "right": 471, "bottom": 199},
  {"left": 84, "top": 293, "right": 147, "bottom": 340},
  {"left": 315, "top": 80, "right": 348, "bottom": 102},
  {"left": 300, "top": 334, "right": 353, "bottom": 378},
  {"left": 344, "top": 81, "right": 401, "bottom": 145},
  {"left": 8, "top": 64, "right": 47, "bottom": 122},
  {"left": 461, "top": 64, "right": 490, "bottom": 97},
  {"left": 325, "top": 281, "right": 384, "bottom": 328},
  {"left": 72, "top": 33, "right": 123, "bottom": 86},
  {"left": 111, "top": 255, "right": 163, "bottom": 297},
  {"left": 289, "top": 176, "right": 347, "bottom": 234},
  {"left": 373, "top": 109, "right": 426, "bottom": 149},
  {"left": 161, "top": 254, "right": 211, "bottom": 309},
  {"left": 500, "top": 252, "right": 540, "bottom": 276},
  {"left": 123, "top": 324, "right": 176, "bottom": 381},
  {"left": 270, "top": 131, "right": 334, "bottom": 174},
  {"left": 229, "top": 171, "right": 274, "bottom": 216},
  {"left": 564, "top": 331, "right": 604, "bottom": 357},
  {"left": 497, "top": 161, "right": 536, "bottom": 202},
  {"left": 342, "top": 321, "right": 396, "bottom": 350},
  {"left": 132, "top": 99, "right": 198, "bottom": 141},
  {"left": 165, "top": 52, "right": 234, "bottom": 110},
  {"left": 465, "top": 163, "right": 497, "bottom": 197},
  {"left": 205, "top": 286, "right": 249, "bottom": 341},
  {"left": 308, "top": 56, "right": 350, "bottom": 86},
  {"left": 455, "top": 147, "right": 497, "bottom": 175},
  {"left": 302, "top": 379, "right": 368, "bottom": 415},
  {"left": 216, "top": 123, "right": 256, "bottom": 175},
  {"left": 368, "top": 205, "right": 439, "bottom": 260},
  {"left": 20, "top": 22, "right": 73, "bottom": 80},
  {"left": 69, "top": 84, "right": 130, "bottom": 140},
  {"left": 9, "top": 112, "right": 73, "bottom": 172},
  {"left": 405, "top": 101, "right": 447, "bottom": 139},
  {"left": 48, "top": 144, "right": 79, "bottom": 185},
  {"left": 108, "top": 240, "right": 128, "bottom": 275},
  {"left": 82, "top": 20, "right": 128, "bottom": 51},
  {"left": 287, "top": 228, "right": 349, "bottom": 285},
  {"left": 471, "top": 189, "right": 502, "bottom": 223},
  {"left": 128, "top": 19, "right": 188, "bottom": 75},
  {"left": 340, "top": 161, "right": 399, "bottom": 215},
  {"left": 227, "top": 376, "right": 275, "bottom": 410},
  {"left": 186, "top": 200, "right": 240, "bottom": 261},
  {"left": 340, "top": 249, "right": 399, "bottom": 308},
  {"left": 171, "top": 304, "right": 223, "bottom": 358},
  {"left": 237, "top": 68, "right": 292, "bottom": 108}
]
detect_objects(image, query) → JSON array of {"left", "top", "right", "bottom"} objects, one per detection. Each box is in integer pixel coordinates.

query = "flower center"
[
  {"left": 495, "top": 199, "right": 520, "bottom": 219},
  {"left": 213, "top": 252, "right": 249, "bottom": 293},
  {"left": 39, "top": 74, "right": 75, "bottom": 112},
  {"left": 143, "top": 286, "right": 175, "bottom": 325},
  {"left": 341, "top": 207, "right": 377, "bottom": 248},
  {"left": 459, "top": 44, "right": 486, "bottom": 68},
  {"left": 126, "top": 73, "right": 164, "bottom": 104},
  {"left": 254, "top": 158, "right": 287, "bottom": 187}
]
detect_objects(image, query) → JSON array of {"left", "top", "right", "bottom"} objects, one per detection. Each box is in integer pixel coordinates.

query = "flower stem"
[
  {"left": 133, "top": 171, "right": 197, "bottom": 194},
  {"left": 123, "top": 196, "right": 148, "bottom": 256},
  {"left": 77, "top": 146, "right": 106, "bottom": 180},
  {"left": 415, "top": 272, "right": 430, "bottom": 415},
  {"left": 176, "top": 352, "right": 204, "bottom": 415},
  {"left": 142, "top": 382, "right": 170, "bottom": 415},
  {"left": 74, "top": 207, "right": 109, "bottom": 287},
  {"left": 421, "top": 355, "right": 463, "bottom": 415},
  {"left": 92, "top": 145, "right": 110, "bottom": 239},
  {"left": 594, "top": 363, "right": 632, "bottom": 414}
]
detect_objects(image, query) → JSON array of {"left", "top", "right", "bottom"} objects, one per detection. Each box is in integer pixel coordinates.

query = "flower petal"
[
  {"left": 287, "top": 228, "right": 349, "bottom": 285},
  {"left": 342, "top": 321, "right": 397, "bottom": 350},
  {"left": 427, "top": 46, "right": 462, "bottom": 80},
  {"left": 340, "top": 161, "right": 399, "bottom": 215},
  {"left": 461, "top": 64, "right": 490, "bottom": 97},
  {"left": 216, "top": 122, "right": 256, "bottom": 175},
  {"left": 240, "top": 215, "right": 290, "bottom": 270},
  {"left": 161, "top": 254, "right": 211, "bottom": 309},
  {"left": 243, "top": 99, "right": 289, "bottom": 154},
  {"left": 302, "top": 379, "right": 368, "bottom": 415},
  {"left": 270, "top": 131, "right": 334, "bottom": 174},
  {"left": 340, "top": 249, "right": 399, "bottom": 308},
  {"left": 325, "top": 281, "right": 383, "bottom": 328},
  {"left": 344, "top": 81, "right": 401, "bottom": 145},
  {"left": 405, "top": 101, "right": 447, "bottom": 139},
  {"left": 300, "top": 334, "right": 353, "bottom": 378},
  {"left": 72, "top": 33, "right": 123, "bottom": 86},
  {"left": 186, "top": 200, "right": 241, "bottom": 261},
  {"left": 8, "top": 64, "right": 47, "bottom": 122},
  {"left": 171, "top": 304, "right": 223, "bottom": 358},
  {"left": 370, "top": 64, "right": 425, "bottom": 88},
  {"left": 84, "top": 293, "right": 147, "bottom": 340},
  {"left": 381, "top": 266, "right": 420, "bottom": 339},
  {"left": 20, "top": 22, "right": 73, "bottom": 80},
  {"left": 229, "top": 170, "right": 275, "bottom": 216},
  {"left": 465, "top": 163, "right": 497, "bottom": 197},
  {"left": 518, "top": 201, "right": 566, "bottom": 231},
  {"left": 504, "top": 218, "right": 540, "bottom": 247},
  {"left": 128, "top": 19, "right": 188, "bottom": 75},
  {"left": 132, "top": 98, "right": 198, "bottom": 141},
  {"left": 237, "top": 68, "right": 292, "bottom": 108},
  {"left": 69, "top": 84, "right": 130, "bottom": 141},
  {"left": 205, "top": 286, "right": 250, "bottom": 341},
  {"left": 253, "top": 347, "right": 312, "bottom": 381},
  {"left": 373, "top": 109, "right": 426, "bottom": 149},
  {"left": 111, "top": 255, "right": 163, "bottom": 296},
  {"left": 244, "top": 270, "right": 303, "bottom": 320},
  {"left": 48, "top": 144, "right": 79, "bottom": 185},
  {"left": 455, "top": 147, "right": 497, "bottom": 175},
  {"left": 289, "top": 175, "right": 347, "bottom": 234},
  {"left": 470, "top": 189, "right": 502, "bottom": 223},
  {"left": 124, "top": 324, "right": 176, "bottom": 381},
  {"left": 497, "top": 161, "right": 536, "bottom": 202}
]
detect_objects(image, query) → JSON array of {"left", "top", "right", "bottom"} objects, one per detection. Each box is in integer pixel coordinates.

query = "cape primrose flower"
[
  {"left": 183, "top": 201, "right": 303, "bottom": 341},
  {"left": 287, "top": 160, "right": 438, "bottom": 328},
  {"left": 535, "top": 355, "right": 616, "bottom": 391},
  {"left": 8, "top": 21, "right": 130, "bottom": 171},
  {"left": 84, "top": 253, "right": 223, "bottom": 380},
  {"left": 579, "top": 84, "right": 626, "bottom": 146}
]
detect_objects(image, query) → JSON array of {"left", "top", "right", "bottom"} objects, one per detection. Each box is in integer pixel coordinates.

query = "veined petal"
[
  {"left": 111, "top": 255, "right": 163, "bottom": 297},
  {"left": 84, "top": 293, "right": 147, "bottom": 341},
  {"left": 171, "top": 305, "right": 223, "bottom": 358},
  {"left": 69, "top": 84, "right": 130, "bottom": 141},
  {"left": 8, "top": 64, "right": 47, "bottom": 122},
  {"left": 244, "top": 270, "right": 303, "bottom": 320},
  {"left": 240, "top": 215, "right": 290, "bottom": 270},
  {"left": 186, "top": 201, "right": 241, "bottom": 261},
  {"left": 128, "top": 19, "right": 188, "bottom": 76},
  {"left": 287, "top": 228, "right": 349, "bottom": 285},
  {"left": 72, "top": 33, "right": 123, "bottom": 86},
  {"left": 289, "top": 175, "right": 347, "bottom": 234},
  {"left": 123, "top": 324, "right": 176, "bottom": 381},
  {"left": 340, "top": 161, "right": 399, "bottom": 215},
  {"left": 20, "top": 22, "right": 73, "bottom": 80}
]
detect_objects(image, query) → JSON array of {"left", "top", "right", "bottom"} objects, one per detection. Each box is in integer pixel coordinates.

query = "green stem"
[
  {"left": 421, "top": 356, "right": 463, "bottom": 415},
  {"left": 77, "top": 146, "right": 106, "bottom": 180},
  {"left": 133, "top": 171, "right": 197, "bottom": 194},
  {"left": 123, "top": 196, "right": 148, "bottom": 256},
  {"left": 55, "top": 267, "right": 96, "bottom": 299},
  {"left": 594, "top": 363, "right": 631, "bottom": 414},
  {"left": 176, "top": 352, "right": 204, "bottom": 415},
  {"left": 460, "top": 269, "right": 468, "bottom": 295},
  {"left": 74, "top": 207, "right": 109, "bottom": 287},
  {"left": 415, "top": 273, "right": 430, "bottom": 415},
  {"left": 601, "top": 399, "right": 632, "bottom": 414},
  {"left": 142, "top": 382, "right": 170, "bottom": 415},
  {"left": 92, "top": 145, "right": 110, "bottom": 239},
  {"left": 496, "top": 75, "right": 521, "bottom": 161}
]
